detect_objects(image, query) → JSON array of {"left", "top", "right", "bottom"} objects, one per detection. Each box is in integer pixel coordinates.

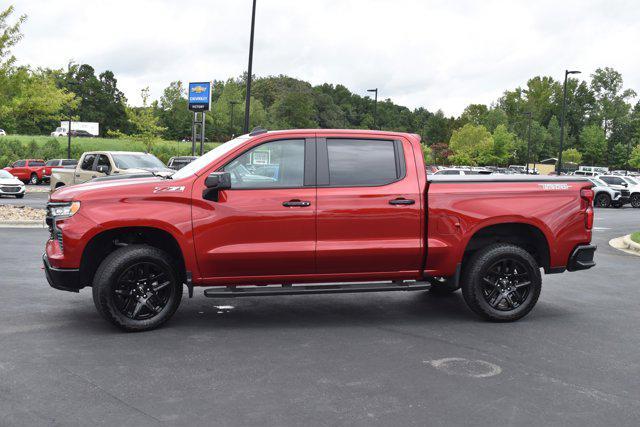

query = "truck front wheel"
[
  {"left": 92, "top": 245, "right": 183, "bottom": 332},
  {"left": 461, "top": 243, "right": 541, "bottom": 322}
]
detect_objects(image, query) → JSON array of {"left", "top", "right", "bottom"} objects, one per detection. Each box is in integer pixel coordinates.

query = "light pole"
[
  {"left": 557, "top": 69, "right": 581, "bottom": 174},
  {"left": 523, "top": 111, "right": 532, "bottom": 174},
  {"left": 243, "top": 0, "right": 257, "bottom": 134},
  {"left": 230, "top": 101, "right": 239, "bottom": 138},
  {"left": 367, "top": 88, "right": 378, "bottom": 129}
]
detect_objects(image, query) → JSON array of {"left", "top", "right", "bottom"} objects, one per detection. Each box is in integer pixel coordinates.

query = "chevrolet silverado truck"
[
  {"left": 50, "top": 151, "right": 173, "bottom": 190},
  {"left": 43, "top": 129, "right": 596, "bottom": 331},
  {"left": 4, "top": 159, "right": 46, "bottom": 184}
]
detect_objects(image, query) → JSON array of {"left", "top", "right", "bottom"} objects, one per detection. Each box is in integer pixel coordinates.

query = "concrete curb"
[
  {"left": 0, "top": 219, "right": 47, "bottom": 228},
  {"left": 609, "top": 235, "right": 640, "bottom": 256}
]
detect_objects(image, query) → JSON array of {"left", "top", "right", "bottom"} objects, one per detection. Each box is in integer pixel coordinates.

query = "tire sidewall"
[
  {"left": 463, "top": 244, "right": 541, "bottom": 321},
  {"left": 94, "top": 246, "right": 182, "bottom": 331}
]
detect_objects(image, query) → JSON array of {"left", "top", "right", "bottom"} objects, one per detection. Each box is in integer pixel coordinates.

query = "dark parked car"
[{"left": 69, "top": 130, "right": 95, "bottom": 138}]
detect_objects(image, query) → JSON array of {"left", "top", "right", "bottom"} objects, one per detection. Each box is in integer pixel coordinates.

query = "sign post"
[{"left": 188, "top": 82, "right": 212, "bottom": 156}]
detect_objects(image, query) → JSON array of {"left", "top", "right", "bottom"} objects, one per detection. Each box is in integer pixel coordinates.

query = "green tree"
[
  {"left": 629, "top": 145, "right": 640, "bottom": 169},
  {"left": 581, "top": 124, "right": 607, "bottom": 165},
  {"left": 120, "top": 88, "right": 166, "bottom": 152},
  {"left": 448, "top": 124, "right": 493, "bottom": 165},
  {"left": 590, "top": 67, "right": 636, "bottom": 137},
  {"left": 562, "top": 148, "right": 582, "bottom": 165},
  {"left": 0, "top": 5, "right": 26, "bottom": 69}
]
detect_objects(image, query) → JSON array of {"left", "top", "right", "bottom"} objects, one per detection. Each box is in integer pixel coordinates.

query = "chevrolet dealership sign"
[{"left": 188, "top": 82, "right": 212, "bottom": 111}]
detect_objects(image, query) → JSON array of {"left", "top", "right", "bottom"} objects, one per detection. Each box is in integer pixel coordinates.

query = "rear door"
[
  {"left": 315, "top": 137, "right": 422, "bottom": 275},
  {"left": 192, "top": 137, "right": 317, "bottom": 280}
]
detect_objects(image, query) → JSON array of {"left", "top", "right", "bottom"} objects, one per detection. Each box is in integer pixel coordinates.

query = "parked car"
[
  {"left": 69, "top": 130, "right": 95, "bottom": 138},
  {"left": 43, "top": 129, "right": 596, "bottom": 331},
  {"left": 167, "top": 156, "right": 198, "bottom": 170},
  {"left": 0, "top": 128, "right": 6, "bottom": 136},
  {"left": 587, "top": 177, "right": 623, "bottom": 208},
  {"left": 599, "top": 175, "right": 637, "bottom": 207},
  {"left": 43, "top": 159, "right": 78, "bottom": 181},
  {"left": 50, "top": 151, "right": 173, "bottom": 190},
  {"left": 0, "top": 170, "right": 26, "bottom": 198},
  {"left": 4, "top": 159, "right": 46, "bottom": 184}
]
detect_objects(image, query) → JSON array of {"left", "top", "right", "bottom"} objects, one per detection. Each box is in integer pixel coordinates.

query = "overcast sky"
[{"left": 11, "top": 0, "right": 640, "bottom": 115}]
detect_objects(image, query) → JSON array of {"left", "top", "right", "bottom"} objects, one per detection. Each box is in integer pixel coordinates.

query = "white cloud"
[{"left": 12, "top": 0, "right": 640, "bottom": 115}]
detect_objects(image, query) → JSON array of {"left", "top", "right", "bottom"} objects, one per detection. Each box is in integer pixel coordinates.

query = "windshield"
[
  {"left": 625, "top": 177, "right": 638, "bottom": 185},
  {"left": 111, "top": 153, "right": 167, "bottom": 170},
  {"left": 590, "top": 178, "right": 607, "bottom": 187},
  {"left": 171, "top": 135, "right": 251, "bottom": 180},
  {"left": 0, "top": 170, "right": 14, "bottom": 179}
]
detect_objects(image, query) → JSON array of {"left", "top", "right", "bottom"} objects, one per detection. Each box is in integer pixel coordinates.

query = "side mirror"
[
  {"left": 622, "top": 182, "right": 628, "bottom": 187},
  {"left": 203, "top": 172, "right": 231, "bottom": 201},
  {"left": 96, "top": 165, "right": 110, "bottom": 174}
]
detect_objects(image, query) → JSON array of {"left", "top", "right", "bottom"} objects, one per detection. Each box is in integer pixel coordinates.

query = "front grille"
[
  {"left": 621, "top": 189, "right": 630, "bottom": 197},
  {"left": 56, "top": 230, "right": 64, "bottom": 252},
  {"left": 0, "top": 186, "right": 21, "bottom": 193}
]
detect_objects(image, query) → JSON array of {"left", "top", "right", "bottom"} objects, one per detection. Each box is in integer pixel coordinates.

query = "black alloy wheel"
[
  {"left": 480, "top": 258, "right": 532, "bottom": 311},
  {"left": 113, "top": 262, "right": 174, "bottom": 320}
]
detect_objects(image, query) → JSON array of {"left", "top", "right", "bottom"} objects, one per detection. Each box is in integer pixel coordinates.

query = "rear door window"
[{"left": 325, "top": 139, "right": 401, "bottom": 186}]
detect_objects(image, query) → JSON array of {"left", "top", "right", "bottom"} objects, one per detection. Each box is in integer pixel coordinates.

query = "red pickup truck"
[
  {"left": 43, "top": 129, "right": 596, "bottom": 331},
  {"left": 4, "top": 159, "right": 46, "bottom": 184}
]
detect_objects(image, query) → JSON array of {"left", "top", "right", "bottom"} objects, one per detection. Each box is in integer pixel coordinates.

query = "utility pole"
[
  {"left": 367, "top": 88, "right": 378, "bottom": 129},
  {"left": 524, "top": 111, "right": 532, "bottom": 174},
  {"left": 67, "top": 117, "right": 72, "bottom": 159},
  {"left": 557, "top": 69, "right": 581, "bottom": 174},
  {"left": 243, "top": 0, "right": 257, "bottom": 133}
]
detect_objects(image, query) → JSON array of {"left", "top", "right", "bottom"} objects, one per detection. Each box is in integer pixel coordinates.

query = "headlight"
[{"left": 50, "top": 201, "right": 81, "bottom": 217}]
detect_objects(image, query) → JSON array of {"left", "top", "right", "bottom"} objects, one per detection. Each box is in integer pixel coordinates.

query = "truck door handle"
[
  {"left": 75, "top": 174, "right": 80, "bottom": 177},
  {"left": 389, "top": 198, "right": 415, "bottom": 205},
  {"left": 282, "top": 199, "right": 311, "bottom": 207}
]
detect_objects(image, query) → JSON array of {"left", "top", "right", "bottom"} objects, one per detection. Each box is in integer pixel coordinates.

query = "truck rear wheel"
[
  {"left": 461, "top": 243, "right": 541, "bottom": 322},
  {"left": 92, "top": 245, "right": 183, "bottom": 332}
]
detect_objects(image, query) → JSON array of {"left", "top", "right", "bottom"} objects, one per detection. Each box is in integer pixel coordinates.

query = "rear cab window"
[{"left": 321, "top": 138, "right": 404, "bottom": 187}]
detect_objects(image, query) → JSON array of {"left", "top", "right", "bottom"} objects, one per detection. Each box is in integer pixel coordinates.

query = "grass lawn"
[{"left": 631, "top": 232, "right": 640, "bottom": 244}]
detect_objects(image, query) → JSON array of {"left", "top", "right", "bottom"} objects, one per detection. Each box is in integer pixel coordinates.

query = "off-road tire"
[
  {"left": 92, "top": 245, "right": 183, "bottom": 332},
  {"left": 461, "top": 243, "right": 541, "bottom": 322}
]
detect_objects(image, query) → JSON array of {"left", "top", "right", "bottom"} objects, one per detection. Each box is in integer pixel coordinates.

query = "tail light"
[{"left": 581, "top": 188, "right": 594, "bottom": 230}]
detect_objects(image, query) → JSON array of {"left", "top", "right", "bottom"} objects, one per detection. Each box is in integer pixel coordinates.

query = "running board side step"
[{"left": 203, "top": 282, "right": 431, "bottom": 298}]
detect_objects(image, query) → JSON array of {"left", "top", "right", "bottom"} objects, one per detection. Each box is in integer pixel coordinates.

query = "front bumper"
[
  {"left": 567, "top": 244, "right": 597, "bottom": 271},
  {"left": 0, "top": 185, "right": 25, "bottom": 195},
  {"left": 43, "top": 253, "right": 83, "bottom": 292}
]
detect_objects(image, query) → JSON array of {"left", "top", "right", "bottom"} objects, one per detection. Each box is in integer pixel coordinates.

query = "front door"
[
  {"left": 315, "top": 137, "right": 423, "bottom": 275},
  {"left": 192, "top": 138, "right": 317, "bottom": 281},
  {"left": 77, "top": 153, "right": 97, "bottom": 183}
]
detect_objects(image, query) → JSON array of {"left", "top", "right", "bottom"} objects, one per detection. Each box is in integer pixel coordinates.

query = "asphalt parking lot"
[
  {"left": 0, "top": 186, "right": 48, "bottom": 209},
  {"left": 1, "top": 208, "right": 639, "bottom": 426}
]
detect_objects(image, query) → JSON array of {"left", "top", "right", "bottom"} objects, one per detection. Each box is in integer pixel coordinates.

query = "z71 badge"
[
  {"left": 538, "top": 183, "right": 571, "bottom": 190},
  {"left": 153, "top": 186, "right": 185, "bottom": 194}
]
